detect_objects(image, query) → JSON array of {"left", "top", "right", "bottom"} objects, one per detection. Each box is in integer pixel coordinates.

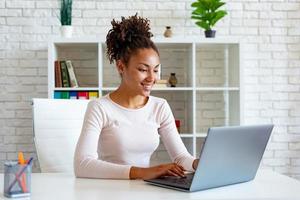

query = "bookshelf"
[{"left": 48, "top": 37, "right": 243, "bottom": 158}]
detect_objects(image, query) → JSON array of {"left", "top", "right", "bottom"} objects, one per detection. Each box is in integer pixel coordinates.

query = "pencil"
[
  {"left": 7, "top": 157, "right": 33, "bottom": 193},
  {"left": 18, "top": 152, "right": 27, "bottom": 192}
]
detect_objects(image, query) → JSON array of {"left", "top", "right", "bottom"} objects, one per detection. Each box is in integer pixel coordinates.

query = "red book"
[
  {"left": 54, "top": 61, "right": 62, "bottom": 87},
  {"left": 77, "top": 92, "right": 89, "bottom": 99}
]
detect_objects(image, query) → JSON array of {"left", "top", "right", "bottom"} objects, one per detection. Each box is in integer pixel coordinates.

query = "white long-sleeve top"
[{"left": 74, "top": 94, "right": 195, "bottom": 179}]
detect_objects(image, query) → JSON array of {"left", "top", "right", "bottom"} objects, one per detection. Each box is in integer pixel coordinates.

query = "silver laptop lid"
[{"left": 190, "top": 124, "right": 274, "bottom": 192}]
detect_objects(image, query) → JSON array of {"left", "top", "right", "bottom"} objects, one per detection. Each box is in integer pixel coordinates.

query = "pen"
[
  {"left": 7, "top": 157, "right": 33, "bottom": 193},
  {"left": 18, "top": 152, "right": 27, "bottom": 192}
]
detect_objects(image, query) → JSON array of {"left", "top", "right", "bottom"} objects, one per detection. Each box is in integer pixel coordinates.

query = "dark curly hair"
[{"left": 106, "top": 14, "right": 159, "bottom": 64}]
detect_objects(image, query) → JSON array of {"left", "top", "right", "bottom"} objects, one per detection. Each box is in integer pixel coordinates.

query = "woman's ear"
[{"left": 116, "top": 60, "right": 125, "bottom": 75}]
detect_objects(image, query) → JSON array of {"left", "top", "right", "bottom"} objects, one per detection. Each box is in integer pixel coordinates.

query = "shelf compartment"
[
  {"left": 151, "top": 90, "right": 193, "bottom": 135},
  {"left": 196, "top": 90, "right": 240, "bottom": 134},
  {"left": 54, "top": 43, "right": 99, "bottom": 88},
  {"left": 196, "top": 43, "right": 239, "bottom": 88},
  {"left": 157, "top": 43, "right": 193, "bottom": 87}
]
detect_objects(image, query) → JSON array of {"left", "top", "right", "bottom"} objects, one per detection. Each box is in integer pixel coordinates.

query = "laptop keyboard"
[
  {"left": 147, "top": 173, "right": 194, "bottom": 189},
  {"left": 165, "top": 176, "right": 192, "bottom": 185}
]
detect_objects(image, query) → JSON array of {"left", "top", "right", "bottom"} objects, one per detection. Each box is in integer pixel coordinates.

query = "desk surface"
[{"left": 1, "top": 170, "right": 300, "bottom": 200}]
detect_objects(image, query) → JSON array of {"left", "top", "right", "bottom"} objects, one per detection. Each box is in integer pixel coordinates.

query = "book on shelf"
[
  {"left": 54, "top": 91, "right": 61, "bottom": 99},
  {"left": 65, "top": 60, "right": 79, "bottom": 88},
  {"left": 69, "top": 91, "right": 77, "bottom": 99},
  {"left": 54, "top": 61, "right": 62, "bottom": 87},
  {"left": 156, "top": 79, "right": 168, "bottom": 84},
  {"left": 78, "top": 91, "right": 89, "bottom": 99},
  {"left": 60, "top": 61, "right": 70, "bottom": 87},
  {"left": 61, "top": 91, "right": 70, "bottom": 99},
  {"left": 89, "top": 91, "right": 98, "bottom": 99},
  {"left": 153, "top": 79, "right": 168, "bottom": 88},
  {"left": 153, "top": 84, "right": 167, "bottom": 88}
]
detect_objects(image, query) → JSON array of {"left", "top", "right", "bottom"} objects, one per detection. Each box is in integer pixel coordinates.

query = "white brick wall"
[{"left": 0, "top": 0, "right": 300, "bottom": 180}]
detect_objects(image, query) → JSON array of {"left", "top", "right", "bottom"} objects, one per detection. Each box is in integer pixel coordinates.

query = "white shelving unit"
[{"left": 48, "top": 37, "right": 243, "bottom": 158}]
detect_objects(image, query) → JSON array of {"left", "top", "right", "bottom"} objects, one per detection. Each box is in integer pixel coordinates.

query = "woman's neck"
[{"left": 109, "top": 87, "right": 148, "bottom": 109}]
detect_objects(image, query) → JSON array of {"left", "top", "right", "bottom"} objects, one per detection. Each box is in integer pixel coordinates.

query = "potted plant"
[
  {"left": 60, "top": 0, "right": 73, "bottom": 38},
  {"left": 191, "top": 0, "right": 227, "bottom": 38}
]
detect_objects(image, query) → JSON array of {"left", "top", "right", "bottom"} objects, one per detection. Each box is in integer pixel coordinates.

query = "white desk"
[{"left": 1, "top": 170, "right": 300, "bottom": 200}]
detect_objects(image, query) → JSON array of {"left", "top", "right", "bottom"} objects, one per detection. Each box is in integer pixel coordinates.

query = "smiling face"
[{"left": 117, "top": 48, "right": 160, "bottom": 97}]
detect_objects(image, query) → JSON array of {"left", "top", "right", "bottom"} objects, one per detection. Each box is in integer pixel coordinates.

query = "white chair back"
[{"left": 32, "top": 98, "right": 89, "bottom": 173}]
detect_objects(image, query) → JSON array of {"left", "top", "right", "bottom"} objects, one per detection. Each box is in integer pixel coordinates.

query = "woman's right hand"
[{"left": 130, "top": 163, "right": 186, "bottom": 180}]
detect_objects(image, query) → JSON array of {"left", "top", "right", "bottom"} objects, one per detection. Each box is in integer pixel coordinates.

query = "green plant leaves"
[
  {"left": 211, "top": 10, "right": 227, "bottom": 26},
  {"left": 213, "top": 2, "right": 226, "bottom": 11},
  {"left": 196, "top": 21, "right": 210, "bottom": 30},
  {"left": 190, "top": 0, "right": 227, "bottom": 31},
  {"left": 60, "top": 0, "right": 72, "bottom": 25}
]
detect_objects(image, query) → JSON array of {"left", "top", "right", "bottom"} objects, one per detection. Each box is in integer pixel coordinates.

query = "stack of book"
[
  {"left": 54, "top": 91, "right": 99, "bottom": 99},
  {"left": 153, "top": 79, "right": 168, "bottom": 88},
  {"left": 55, "top": 60, "right": 79, "bottom": 88}
]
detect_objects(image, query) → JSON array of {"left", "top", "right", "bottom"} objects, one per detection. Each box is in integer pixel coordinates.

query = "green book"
[
  {"left": 61, "top": 91, "right": 70, "bottom": 99},
  {"left": 60, "top": 61, "right": 70, "bottom": 87}
]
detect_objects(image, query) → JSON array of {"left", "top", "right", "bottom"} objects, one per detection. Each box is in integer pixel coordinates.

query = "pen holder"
[{"left": 4, "top": 161, "right": 32, "bottom": 198}]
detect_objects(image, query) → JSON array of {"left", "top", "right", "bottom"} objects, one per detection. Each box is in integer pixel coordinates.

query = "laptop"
[{"left": 145, "top": 124, "right": 274, "bottom": 192}]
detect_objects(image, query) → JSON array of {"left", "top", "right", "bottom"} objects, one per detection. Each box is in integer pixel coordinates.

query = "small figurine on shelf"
[
  {"left": 163, "top": 26, "right": 173, "bottom": 38},
  {"left": 168, "top": 73, "right": 178, "bottom": 87}
]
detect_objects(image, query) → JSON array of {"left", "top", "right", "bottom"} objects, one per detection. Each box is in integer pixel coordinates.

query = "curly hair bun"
[{"left": 106, "top": 14, "right": 158, "bottom": 64}]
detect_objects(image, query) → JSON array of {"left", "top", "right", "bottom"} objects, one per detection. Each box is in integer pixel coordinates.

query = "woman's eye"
[
  {"left": 154, "top": 70, "right": 159, "bottom": 73},
  {"left": 138, "top": 69, "right": 147, "bottom": 72}
]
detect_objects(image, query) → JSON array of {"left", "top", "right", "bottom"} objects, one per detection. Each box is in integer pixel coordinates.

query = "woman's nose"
[{"left": 146, "top": 71, "right": 156, "bottom": 81}]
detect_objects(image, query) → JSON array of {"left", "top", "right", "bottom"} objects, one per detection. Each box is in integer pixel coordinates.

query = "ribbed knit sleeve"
[{"left": 158, "top": 100, "right": 196, "bottom": 172}]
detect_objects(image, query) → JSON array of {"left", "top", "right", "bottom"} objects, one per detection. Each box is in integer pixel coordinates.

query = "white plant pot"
[{"left": 60, "top": 26, "right": 73, "bottom": 38}]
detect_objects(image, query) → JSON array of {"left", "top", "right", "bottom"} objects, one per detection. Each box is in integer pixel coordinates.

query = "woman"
[{"left": 74, "top": 15, "right": 199, "bottom": 179}]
